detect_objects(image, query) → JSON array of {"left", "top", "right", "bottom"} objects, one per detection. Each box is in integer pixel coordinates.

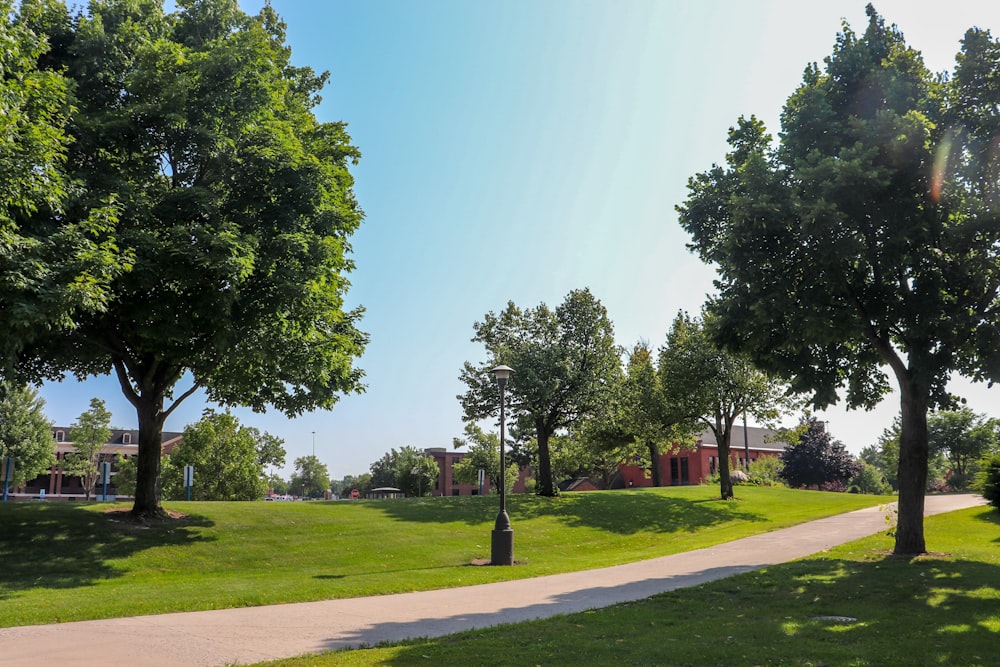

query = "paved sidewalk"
[{"left": 0, "top": 494, "right": 985, "bottom": 667}]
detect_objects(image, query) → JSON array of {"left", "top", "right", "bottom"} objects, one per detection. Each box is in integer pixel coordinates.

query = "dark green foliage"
[
  {"left": 0, "top": 382, "right": 55, "bottom": 486},
  {"left": 7, "top": 0, "right": 367, "bottom": 516},
  {"left": 290, "top": 455, "right": 330, "bottom": 499},
  {"left": 658, "top": 312, "right": 792, "bottom": 499},
  {"left": 162, "top": 410, "right": 285, "bottom": 501},
  {"left": 977, "top": 454, "right": 1000, "bottom": 511},
  {"left": 459, "top": 288, "right": 621, "bottom": 497},
  {"left": 678, "top": 6, "right": 1000, "bottom": 553},
  {"left": 780, "top": 420, "right": 860, "bottom": 489},
  {"left": 368, "top": 446, "right": 438, "bottom": 497}
]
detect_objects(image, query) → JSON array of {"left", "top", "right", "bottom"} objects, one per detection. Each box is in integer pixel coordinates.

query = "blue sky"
[{"left": 38, "top": 0, "right": 1000, "bottom": 479}]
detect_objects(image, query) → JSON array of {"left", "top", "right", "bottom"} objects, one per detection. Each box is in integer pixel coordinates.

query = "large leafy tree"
[
  {"left": 290, "top": 455, "right": 329, "bottom": 499},
  {"left": 927, "top": 408, "right": 998, "bottom": 488},
  {"left": 64, "top": 397, "right": 113, "bottom": 499},
  {"left": 0, "top": 382, "right": 55, "bottom": 486},
  {"left": 452, "top": 423, "right": 518, "bottom": 495},
  {"left": 678, "top": 6, "right": 1000, "bottom": 554},
  {"left": 11, "top": 0, "right": 367, "bottom": 517},
  {"left": 459, "top": 288, "right": 622, "bottom": 496},
  {"left": 367, "top": 445, "right": 437, "bottom": 497},
  {"left": 619, "top": 343, "right": 700, "bottom": 486},
  {"left": 162, "top": 409, "right": 284, "bottom": 501},
  {"left": 1, "top": 1, "right": 122, "bottom": 372},
  {"left": 658, "top": 312, "right": 792, "bottom": 500}
]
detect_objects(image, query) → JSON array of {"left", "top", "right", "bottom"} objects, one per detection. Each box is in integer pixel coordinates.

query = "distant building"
[
  {"left": 424, "top": 447, "right": 530, "bottom": 497},
  {"left": 6, "top": 428, "right": 182, "bottom": 500},
  {"left": 618, "top": 425, "right": 787, "bottom": 488}
]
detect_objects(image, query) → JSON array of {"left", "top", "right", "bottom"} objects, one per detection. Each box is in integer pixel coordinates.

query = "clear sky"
[{"left": 37, "top": 0, "right": 1000, "bottom": 479}]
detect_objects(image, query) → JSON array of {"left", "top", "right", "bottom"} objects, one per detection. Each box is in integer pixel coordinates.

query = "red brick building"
[
  {"left": 425, "top": 447, "right": 531, "bottom": 496},
  {"left": 618, "top": 425, "right": 786, "bottom": 488},
  {"left": 6, "top": 428, "right": 182, "bottom": 500}
]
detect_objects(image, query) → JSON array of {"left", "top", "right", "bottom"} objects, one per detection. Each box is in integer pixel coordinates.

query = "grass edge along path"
[
  {"left": 0, "top": 486, "right": 885, "bottom": 628},
  {"left": 258, "top": 503, "right": 1000, "bottom": 667}
]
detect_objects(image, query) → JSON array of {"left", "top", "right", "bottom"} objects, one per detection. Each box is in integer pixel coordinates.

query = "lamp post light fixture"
[{"left": 490, "top": 364, "right": 515, "bottom": 565}]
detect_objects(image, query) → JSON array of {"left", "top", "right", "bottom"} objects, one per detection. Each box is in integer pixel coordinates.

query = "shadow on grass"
[
  {"left": 320, "top": 554, "right": 1000, "bottom": 666},
  {"left": 0, "top": 502, "right": 214, "bottom": 599},
  {"left": 974, "top": 505, "right": 1000, "bottom": 543},
  {"left": 370, "top": 489, "right": 765, "bottom": 536}
]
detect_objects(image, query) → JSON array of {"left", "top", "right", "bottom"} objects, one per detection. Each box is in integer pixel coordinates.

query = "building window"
[
  {"left": 709, "top": 455, "right": 716, "bottom": 476},
  {"left": 680, "top": 457, "right": 689, "bottom": 485},
  {"left": 55, "top": 430, "right": 65, "bottom": 442},
  {"left": 451, "top": 489, "right": 460, "bottom": 496},
  {"left": 122, "top": 433, "right": 131, "bottom": 444}
]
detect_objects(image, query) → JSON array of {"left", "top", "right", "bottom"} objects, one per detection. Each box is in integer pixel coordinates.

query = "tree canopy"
[
  {"left": 64, "top": 397, "right": 113, "bottom": 499},
  {"left": 163, "top": 410, "right": 285, "bottom": 501},
  {"left": 290, "top": 455, "right": 329, "bottom": 499},
  {"left": 658, "top": 312, "right": 792, "bottom": 499},
  {"left": 459, "top": 288, "right": 621, "bottom": 496},
  {"left": 779, "top": 419, "right": 860, "bottom": 489},
  {"left": 0, "top": 382, "right": 54, "bottom": 486},
  {"left": 677, "top": 6, "right": 1000, "bottom": 553},
  {"left": 6, "top": 0, "right": 367, "bottom": 517}
]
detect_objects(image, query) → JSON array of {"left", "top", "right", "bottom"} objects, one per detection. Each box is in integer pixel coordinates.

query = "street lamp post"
[{"left": 491, "top": 364, "right": 515, "bottom": 565}]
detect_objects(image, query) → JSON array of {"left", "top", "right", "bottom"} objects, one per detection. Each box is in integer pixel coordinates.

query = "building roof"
[{"left": 697, "top": 425, "right": 787, "bottom": 452}]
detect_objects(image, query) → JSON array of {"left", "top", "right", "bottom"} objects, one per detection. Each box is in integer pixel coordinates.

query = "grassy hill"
[
  {"left": 269, "top": 505, "right": 1000, "bottom": 667},
  {"left": 0, "top": 486, "right": 885, "bottom": 627}
]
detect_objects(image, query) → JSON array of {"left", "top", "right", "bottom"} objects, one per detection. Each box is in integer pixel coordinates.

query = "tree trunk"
[
  {"left": 131, "top": 394, "right": 168, "bottom": 519},
  {"left": 716, "top": 420, "right": 734, "bottom": 500},
  {"left": 535, "top": 421, "right": 556, "bottom": 496},
  {"left": 894, "top": 379, "right": 929, "bottom": 555},
  {"left": 647, "top": 441, "right": 662, "bottom": 487}
]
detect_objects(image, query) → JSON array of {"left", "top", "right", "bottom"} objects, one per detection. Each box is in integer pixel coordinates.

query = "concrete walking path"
[{"left": 0, "top": 494, "right": 985, "bottom": 666}]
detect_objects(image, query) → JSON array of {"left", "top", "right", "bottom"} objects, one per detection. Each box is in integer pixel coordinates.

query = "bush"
[
  {"left": 747, "top": 455, "right": 784, "bottom": 487},
  {"left": 847, "top": 462, "right": 892, "bottom": 495},
  {"left": 975, "top": 454, "right": 1000, "bottom": 511}
]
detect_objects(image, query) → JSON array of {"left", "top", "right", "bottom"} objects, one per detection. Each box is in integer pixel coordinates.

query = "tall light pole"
[
  {"left": 312, "top": 431, "right": 316, "bottom": 458},
  {"left": 491, "top": 364, "right": 515, "bottom": 566}
]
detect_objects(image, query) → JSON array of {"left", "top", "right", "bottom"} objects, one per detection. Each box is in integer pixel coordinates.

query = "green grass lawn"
[
  {"left": 259, "top": 506, "right": 1000, "bottom": 667},
  {"left": 0, "top": 486, "right": 884, "bottom": 628}
]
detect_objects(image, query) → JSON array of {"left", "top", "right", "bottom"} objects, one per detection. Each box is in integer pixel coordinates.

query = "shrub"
[
  {"left": 975, "top": 454, "right": 1000, "bottom": 511},
  {"left": 747, "top": 455, "right": 784, "bottom": 487},
  {"left": 847, "top": 462, "right": 892, "bottom": 495}
]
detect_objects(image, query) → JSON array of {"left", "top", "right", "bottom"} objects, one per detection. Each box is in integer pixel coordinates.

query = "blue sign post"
[
  {"left": 100, "top": 461, "right": 112, "bottom": 501},
  {"left": 2, "top": 457, "right": 13, "bottom": 502}
]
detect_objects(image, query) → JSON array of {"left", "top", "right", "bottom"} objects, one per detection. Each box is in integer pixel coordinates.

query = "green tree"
[
  {"left": 618, "top": 342, "right": 700, "bottom": 487},
  {"left": 678, "top": 7, "right": 1000, "bottom": 554},
  {"left": 291, "top": 455, "right": 329, "bottom": 499},
  {"left": 459, "top": 288, "right": 622, "bottom": 496},
  {"left": 335, "top": 473, "right": 371, "bottom": 498},
  {"left": 927, "top": 408, "right": 998, "bottom": 489},
  {"left": 163, "top": 410, "right": 285, "bottom": 501},
  {"left": 0, "top": 382, "right": 55, "bottom": 487},
  {"left": 64, "top": 397, "right": 113, "bottom": 500},
  {"left": 266, "top": 472, "right": 289, "bottom": 496},
  {"left": 976, "top": 453, "right": 1000, "bottom": 512},
  {"left": 0, "top": 1, "right": 123, "bottom": 374},
  {"left": 111, "top": 454, "right": 136, "bottom": 497},
  {"left": 848, "top": 461, "right": 893, "bottom": 495},
  {"left": 658, "top": 312, "right": 792, "bottom": 500},
  {"left": 859, "top": 420, "right": 902, "bottom": 491},
  {"left": 9, "top": 0, "right": 366, "bottom": 518},
  {"left": 367, "top": 446, "right": 437, "bottom": 497},
  {"left": 779, "top": 420, "right": 860, "bottom": 489},
  {"left": 368, "top": 450, "right": 399, "bottom": 489},
  {"left": 394, "top": 446, "right": 438, "bottom": 498},
  {"left": 452, "top": 423, "right": 518, "bottom": 495}
]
